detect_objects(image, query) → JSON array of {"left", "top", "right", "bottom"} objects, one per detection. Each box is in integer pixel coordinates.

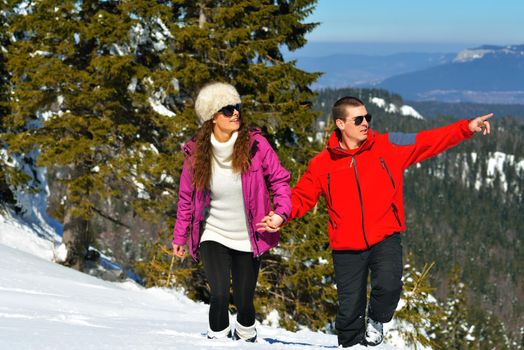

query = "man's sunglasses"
[
  {"left": 217, "top": 104, "right": 241, "bottom": 117},
  {"left": 352, "top": 114, "right": 372, "bottom": 126}
]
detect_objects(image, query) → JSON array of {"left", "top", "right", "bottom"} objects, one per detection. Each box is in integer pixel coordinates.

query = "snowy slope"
[
  {"left": 369, "top": 97, "right": 424, "bottom": 119},
  {"left": 0, "top": 217, "right": 399, "bottom": 350}
]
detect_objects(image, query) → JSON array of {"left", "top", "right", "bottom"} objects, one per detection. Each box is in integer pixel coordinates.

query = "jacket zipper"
[
  {"left": 249, "top": 210, "right": 260, "bottom": 245},
  {"left": 196, "top": 190, "right": 209, "bottom": 251},
  {"left": 189, "top": 190, "right": 195, "bottom": 234},
  {"left": 188, "top": 190, "right": 196, "bottom": 254},
  {"left": 241, "top": 175, "right": 261, "bottom": 257},
  {"left": 380, "top": 157, "right": 395, "bottom": 189},
  {"left": 392, "top": 203, "right": 402, "bottom": 227},
  {"left": 248, "top": 209, "right": 261, "bottom": 258},
  {"left": 327, "top": 173, "right": 333, "bottom": 206},
  {"left": 352, "top": 156, "right": 370, "bottom": 249}
]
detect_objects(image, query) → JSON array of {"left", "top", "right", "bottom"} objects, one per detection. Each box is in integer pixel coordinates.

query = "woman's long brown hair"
[{"left": 191, "top": 118, "right": 251, "bottom": 191}]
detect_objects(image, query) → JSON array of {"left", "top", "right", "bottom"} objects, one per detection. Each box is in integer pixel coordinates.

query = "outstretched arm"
[{"left": 396, "top": 113, "right": 493, "bottom": 169}]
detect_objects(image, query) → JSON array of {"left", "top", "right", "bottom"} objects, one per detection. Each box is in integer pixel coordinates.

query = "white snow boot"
[
  {"left": 232, "top": 321, "right": 257, "bottom": 342},
  {"left": 207, "top": 325, "right": 232, "bottom": 340},
  {"left": 365, "top": 318, "right": 383, "bottom": 346}
]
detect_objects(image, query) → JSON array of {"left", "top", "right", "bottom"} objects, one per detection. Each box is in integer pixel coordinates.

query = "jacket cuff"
[
  {"left": 172, "top": 236, "right": 187, "bottom": 246},
  {"left": 461, "top": 119, "right": 475, "bottom": 138},
  {"left": 273, "top": 210, "right": 289, "bottom": 224}
]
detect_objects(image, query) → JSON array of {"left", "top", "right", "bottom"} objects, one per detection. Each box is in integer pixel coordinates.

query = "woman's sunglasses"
[
  {"left": 352, "top": 114, "right": 372, "bottom": 126},
  {"left": 217, "top": 104, "right": 241, "bottom": 117}
]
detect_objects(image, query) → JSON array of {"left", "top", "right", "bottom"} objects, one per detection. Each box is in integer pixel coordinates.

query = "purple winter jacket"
[{"left": 172, "top": 128, "right": 291, "bottom": 261}]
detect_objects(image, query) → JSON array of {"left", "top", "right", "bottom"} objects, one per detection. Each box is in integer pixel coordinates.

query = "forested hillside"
[{"left": 408, "top": 100, "right": 524, "bottom": 121}]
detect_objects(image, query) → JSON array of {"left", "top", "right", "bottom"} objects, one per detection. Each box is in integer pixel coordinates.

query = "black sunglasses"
[
  {"left": 352, "top": 114, "right": 372, "bottom": 126},
  {"left": 217, "top": 104, "right": 241, "bottom": 117}
]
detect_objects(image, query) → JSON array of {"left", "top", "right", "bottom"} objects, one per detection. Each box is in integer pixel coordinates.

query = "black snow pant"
[
  {"left": 332, "top": 233, "right": 403, "bottom": 347},
  {"left": 199, "top": 241, "right": 261, "bottom": 332}
]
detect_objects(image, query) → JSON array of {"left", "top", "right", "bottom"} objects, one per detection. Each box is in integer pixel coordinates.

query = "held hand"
[
  {"left": 267, "top": 213, "right": 284, "bottom": 230},
  {"left": 172, "top": 242, "right": 187, "bottom": 259},
  {"left": 468, "top": 113, "right": 493, "bottom": 135},
  {"left": 255, "top": 211, "right": 283, "bottom": 232}
]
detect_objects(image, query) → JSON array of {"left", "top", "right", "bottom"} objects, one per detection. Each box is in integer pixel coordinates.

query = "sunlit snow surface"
[{"left": 0, "top": 216, "right": 398, "bottom": 350}]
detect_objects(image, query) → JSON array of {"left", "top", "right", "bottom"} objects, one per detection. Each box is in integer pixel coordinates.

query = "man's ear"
[{"left": 335, "top": 118, "right": 345, "bottom": 130}]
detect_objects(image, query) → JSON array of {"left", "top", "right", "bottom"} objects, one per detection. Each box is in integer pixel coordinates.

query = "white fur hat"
[{"left": 195, "top": 82, "right": 241, "bottom": 124}]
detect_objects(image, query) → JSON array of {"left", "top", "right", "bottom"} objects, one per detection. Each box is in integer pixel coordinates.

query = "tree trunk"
[
  {"left": 61, "top": 179, "right": 93, "bottom": 271},
  {"left": 62, "top": 209, "right": 91, "bottom": 271}
]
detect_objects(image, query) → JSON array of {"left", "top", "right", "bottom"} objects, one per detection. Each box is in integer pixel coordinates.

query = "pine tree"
[
  {"left": 0, "top": 1, "right": 8, "bottom": 116},
  {"left": 519, "top": 327, "right": 524, "bottom": 349},
  {"left": 0, "top": 0, "right": 29, "bottom": 213},
  {"left": 0, "top": 1, "right": 11, "bottom": 209},
  {"left": 388, "top": 254, "right": 443, "bottom": 349},
  {"left": 140, "top": 0, "right": 322, "bottom": 328},
  {"left": 257, "top": 198, "right": 337, "bottom": 331},
  {"left": 469, "top": 310, "right": 512, "bottom": 350},
  {"left": 439, "top": 265, "right": 476, "bottom": 349},
  {"left": 4, "top": 0, "right": 181, "bottom": 270}
]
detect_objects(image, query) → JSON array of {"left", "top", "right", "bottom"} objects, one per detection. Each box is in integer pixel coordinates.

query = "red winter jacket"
[{"left": 290, "top": 120, "right": 474, "bottom": 251}]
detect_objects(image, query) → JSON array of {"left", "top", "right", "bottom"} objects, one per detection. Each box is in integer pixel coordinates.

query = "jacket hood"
[
  {"left": 326, "top": 129, "right": 376, "bottom": 158},
  {"left": 182, "top": 136, "right": 196, "bottom": 158}
]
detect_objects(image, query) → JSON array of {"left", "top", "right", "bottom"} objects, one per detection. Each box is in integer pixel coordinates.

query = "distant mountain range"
[
  {"left": 295, "top": 52, "right": 454, "bottom": 88},
  {"left": 296, "top": 44, "right": 524, "bottom": 104},
  {"left": 379, "top": 45, "right": 524, "bottom": 104}
]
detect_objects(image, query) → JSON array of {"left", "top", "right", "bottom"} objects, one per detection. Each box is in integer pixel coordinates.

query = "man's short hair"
[{"left": 332, "top": 96, "right": 365, "bottom": 123}]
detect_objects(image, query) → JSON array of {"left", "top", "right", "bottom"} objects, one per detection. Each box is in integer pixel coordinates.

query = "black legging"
[{"left": 199, "top": 240, "right": 261, "bottom": 332}]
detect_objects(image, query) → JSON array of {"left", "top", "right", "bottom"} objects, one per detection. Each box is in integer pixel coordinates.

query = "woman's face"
[{"left": 213, "top": 105, "right": 241, "bottom": 138}]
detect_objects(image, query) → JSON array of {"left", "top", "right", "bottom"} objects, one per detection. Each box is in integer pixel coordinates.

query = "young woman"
[{"left": 172, "top": 82, "right": 290, "bottom": 342}]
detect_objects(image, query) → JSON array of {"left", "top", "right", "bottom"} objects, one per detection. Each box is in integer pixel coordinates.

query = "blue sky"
[{"left": 306, "top": 0, "right": 523, "bottom": 46}]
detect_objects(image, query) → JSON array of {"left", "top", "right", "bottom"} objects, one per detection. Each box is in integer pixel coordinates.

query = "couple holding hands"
[{"left": 172, "top": 82, "right": 492, "bottom": 347}]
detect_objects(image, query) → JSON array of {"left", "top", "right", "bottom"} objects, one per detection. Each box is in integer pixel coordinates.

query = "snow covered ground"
[{"left": 0, "top": 213, "right": 399, "bottom": 350}]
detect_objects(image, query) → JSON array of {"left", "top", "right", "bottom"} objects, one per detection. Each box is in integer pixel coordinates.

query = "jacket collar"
[
  {"left": 326, "top": 129, "right": 376, "bottom": 158},
  {"left": 182, "top": 127, "right": 262, "bottom": 158}
]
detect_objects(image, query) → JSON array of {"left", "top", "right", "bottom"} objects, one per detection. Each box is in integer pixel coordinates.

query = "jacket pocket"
[
  {"left": 380, "top": 157, "right": 396, "bottom": 189},
  {"left": 327, "top": 173, "right": 333, "bottom": 206},
  {"left": 392, "top": 204, "right": 402, "bottom": 227},
  {"left": 328, "top": 216, "right": 337, "bottom": 230}
]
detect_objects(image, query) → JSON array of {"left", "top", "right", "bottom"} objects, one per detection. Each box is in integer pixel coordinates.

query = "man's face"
[{"left": 336, "top": 105, "right": 370, "bottom": 147}]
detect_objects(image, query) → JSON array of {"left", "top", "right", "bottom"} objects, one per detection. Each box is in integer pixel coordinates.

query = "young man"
[{"left": 258, "top": 96, "right": 492, "bottom": 347}]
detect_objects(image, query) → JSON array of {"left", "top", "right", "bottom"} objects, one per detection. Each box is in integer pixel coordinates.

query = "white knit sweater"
[{"left": 200, "top": 131, "right": 252, "bottom": 252}]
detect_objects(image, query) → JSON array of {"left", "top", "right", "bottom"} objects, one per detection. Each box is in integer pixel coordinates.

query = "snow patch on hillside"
[
  {"left": 453, "top": 49, "right": 493, "bottom": 63},
  {"left": 473, "top": 151, "right": 524, "bottom": 191},
  {"left": 399, "top": 105, "right": 424, "bottom": 119},
  {"left": 453, "top": 45, "right": 524, "bottom": 63},
  {"left": 421, "top": 151, "right": 523, "bottom": 193},
  {"left": 370, "top": 97, "right": 424, "bottom": 119},
  {"left": 0, "top": 216, "right": 57, "bottom": 261},
  {"left": 0, "top": 148, "right": 62, "bottom": 240}
]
